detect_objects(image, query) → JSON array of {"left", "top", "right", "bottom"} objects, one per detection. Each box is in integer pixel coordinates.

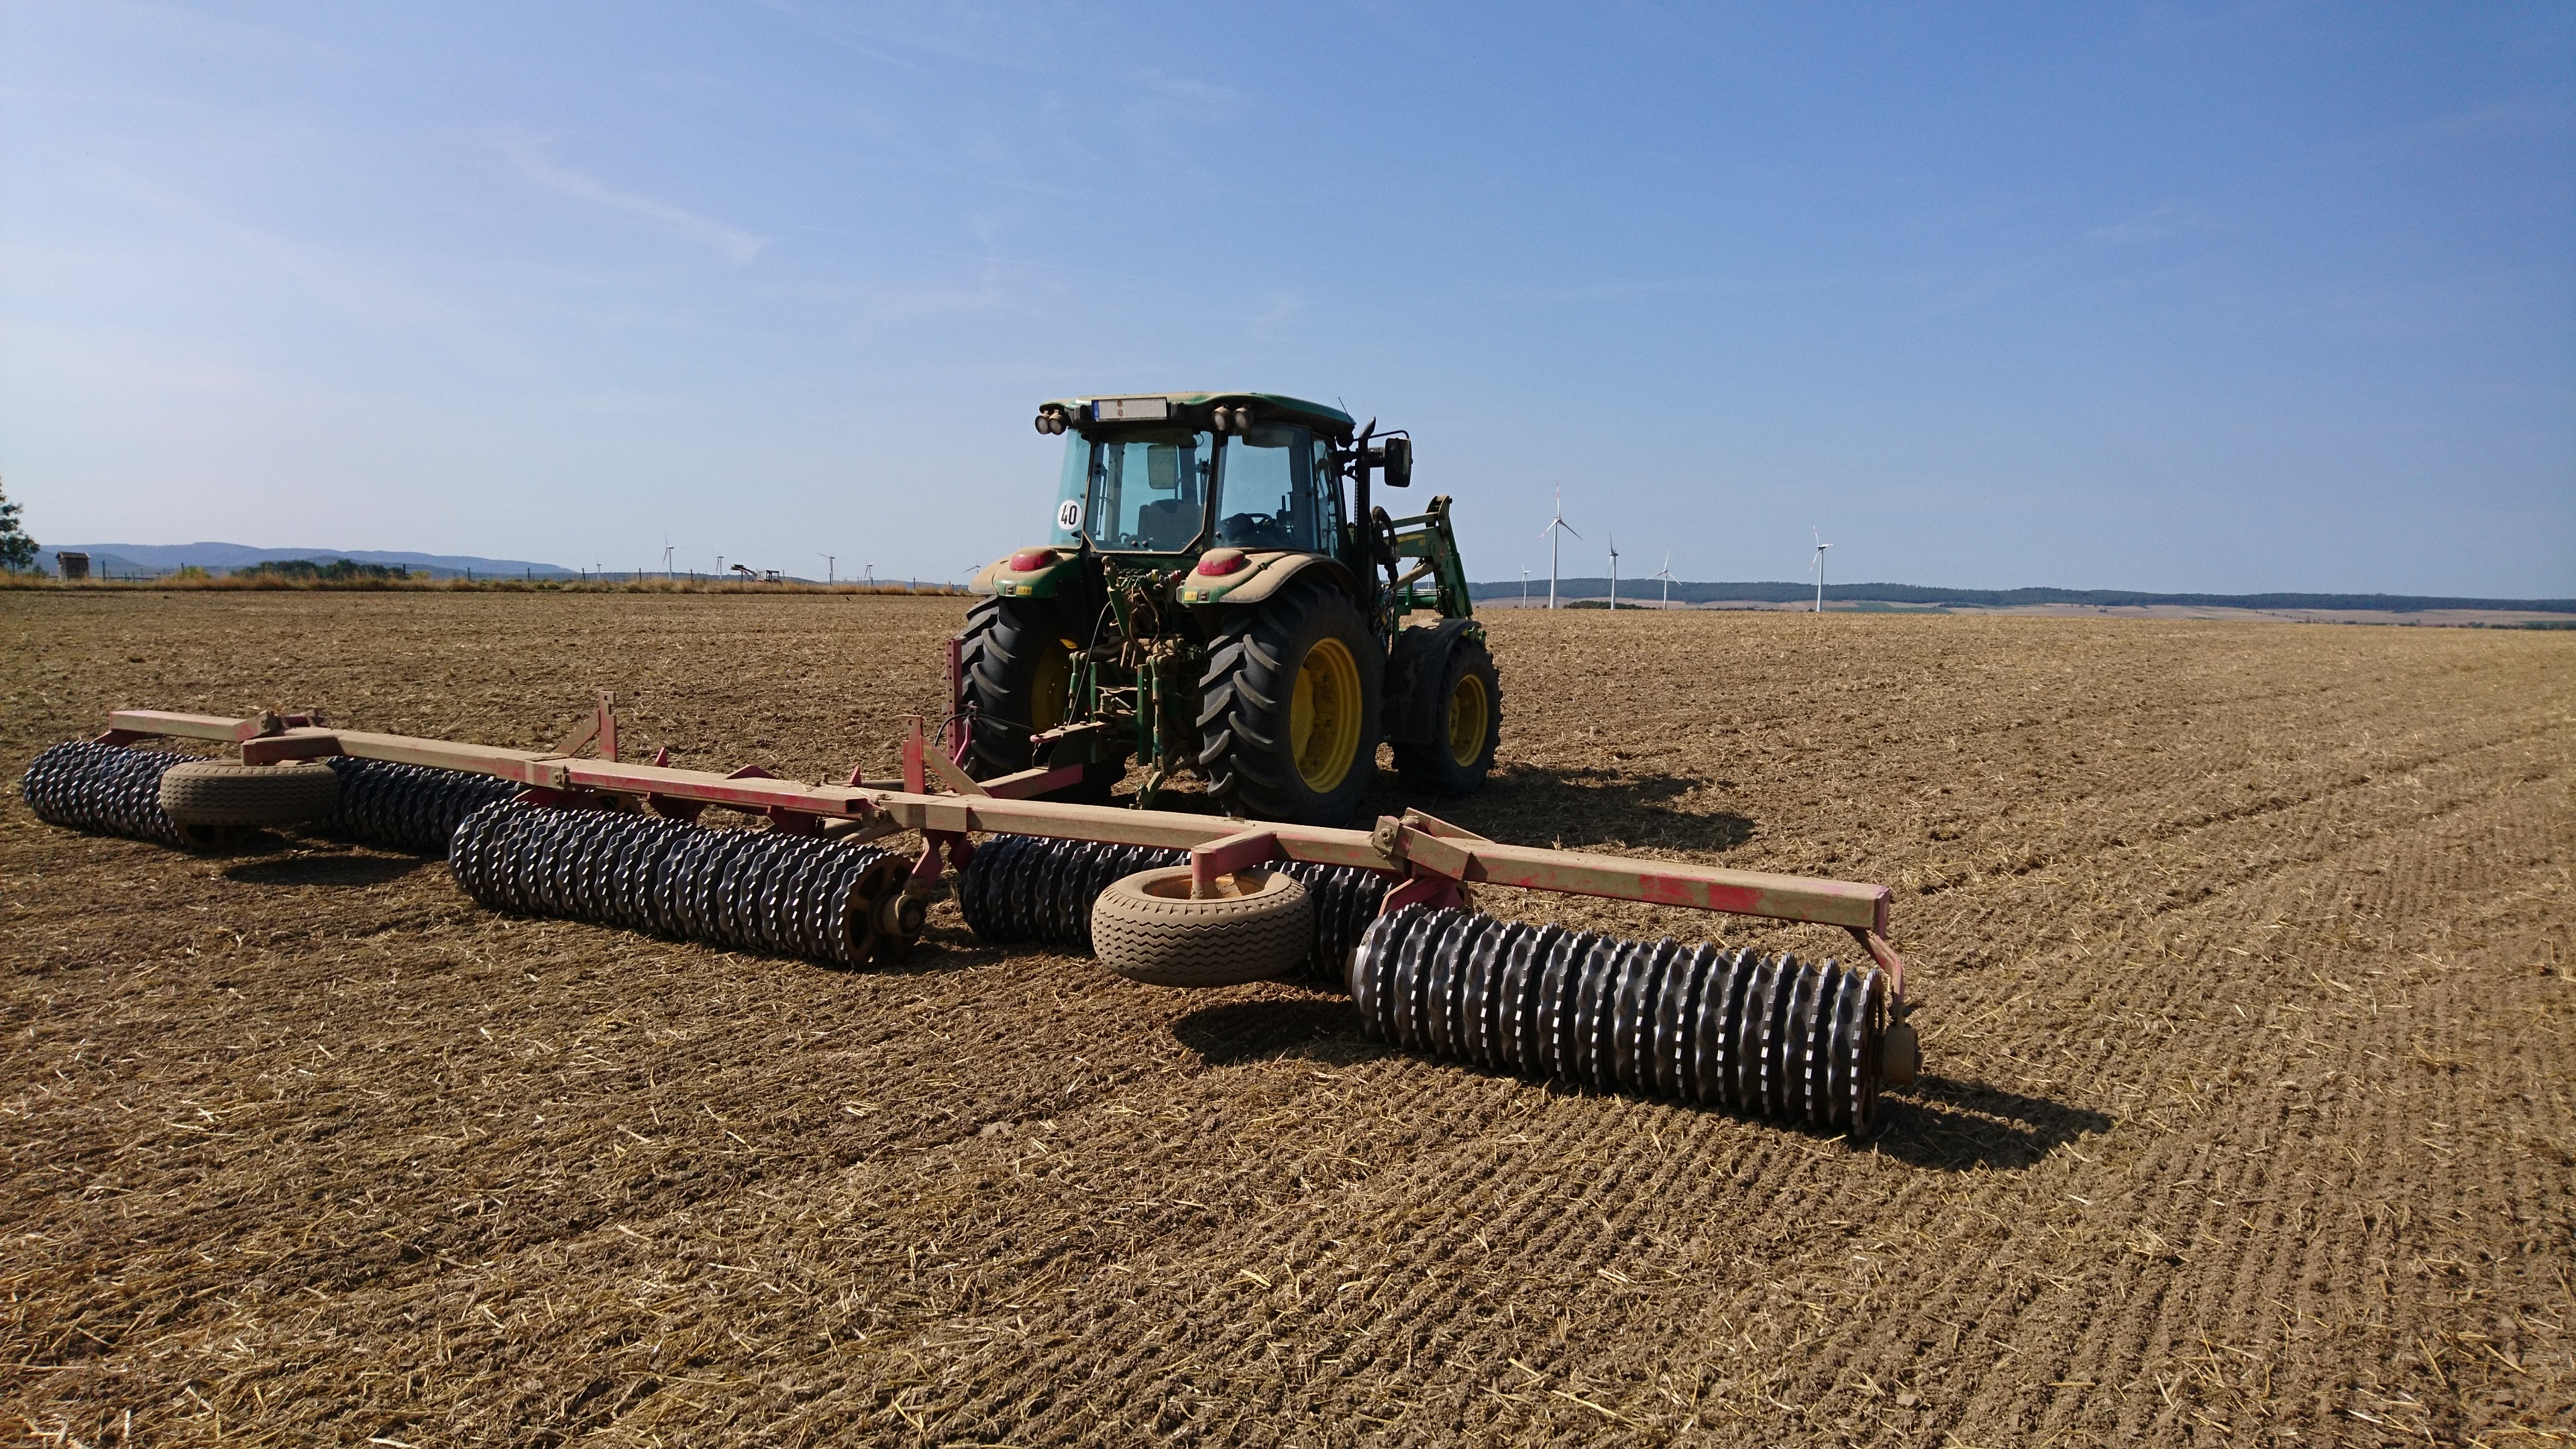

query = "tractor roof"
[{"left": 1042, "top": 390, "right": 1358, "bottom": 439}]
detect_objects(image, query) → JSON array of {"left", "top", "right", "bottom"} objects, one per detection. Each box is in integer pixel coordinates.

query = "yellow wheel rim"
[
  {"left": 1030, "top": 641, "right": 1071, "bottom": 733},
  {"left": 1289, "top": 637, "right": 1364, "bottom": 794},
  {"left": 1446, "top": 672, "right": 1489, "bottom": 767}
]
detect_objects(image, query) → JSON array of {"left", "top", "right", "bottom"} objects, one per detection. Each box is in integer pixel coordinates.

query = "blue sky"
[{"left": 3, "top": 2, "right": 2569, "bottom": 594}]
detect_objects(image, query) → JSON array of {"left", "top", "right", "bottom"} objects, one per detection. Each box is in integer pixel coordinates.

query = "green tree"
[{"left": 0, "top": 479, "right": 35, "bottom": 574}]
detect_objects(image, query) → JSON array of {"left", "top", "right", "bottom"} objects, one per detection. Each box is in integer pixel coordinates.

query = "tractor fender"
[
  {"left": 1176, "top": 551, "right": 1366, "bottom": 610},
  {"left": 1383, "top": 618, "right": 1482, "bottom": 745},
  {"left": 970, "top": 547, "right": 1079, "bottom": 599}
]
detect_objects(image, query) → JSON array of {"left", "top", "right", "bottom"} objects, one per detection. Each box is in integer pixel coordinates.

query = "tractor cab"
[{"left": 1037, "top": 392, "right": 1359, "bottom": 564}]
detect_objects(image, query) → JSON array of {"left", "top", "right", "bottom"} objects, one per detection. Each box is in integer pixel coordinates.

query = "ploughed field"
[{"left": 3, "top": 590, "right": 2570, "bottom": 1447}]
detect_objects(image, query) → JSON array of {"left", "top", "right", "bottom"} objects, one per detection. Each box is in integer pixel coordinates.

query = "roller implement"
[
  {"left": 962, "top": 391, "right": 1493, "bottom": 824},
  {"left": 25, "top": 692, "right": 1924, "bottom": 1133}
]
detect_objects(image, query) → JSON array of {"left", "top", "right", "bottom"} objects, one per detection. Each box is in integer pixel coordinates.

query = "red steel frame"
[{"left": 97, "top": 701, "right": 1912, "bottom": 1002}]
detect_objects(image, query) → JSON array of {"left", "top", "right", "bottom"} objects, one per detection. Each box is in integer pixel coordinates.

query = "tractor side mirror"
[{"left": 1378, "top": 436, "right": 1412, "bottom": 488}]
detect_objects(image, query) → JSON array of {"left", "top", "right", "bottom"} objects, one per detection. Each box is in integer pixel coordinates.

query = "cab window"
[
  {"left": 1052, "top": 429, "right": 1214, "bottom": 552},
  {"left": 1215, "top": 425, "right": 1328, "bottom": 552},
  {"left": 1311, "top": 432, "right": 1344, "bottom": 542}
]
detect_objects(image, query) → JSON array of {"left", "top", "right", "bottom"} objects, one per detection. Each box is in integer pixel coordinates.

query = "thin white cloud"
[
  {"left": 70, "top": 168, "right": 524, "bottom": 372},
  {"left": 2086, "top": 203, "right": 2215, "bottom": 247},
  {"left": 1130, "top": 69, "right": 1228, "bottom": 104},
  {"left": 2424, "top": 97, "right": 2568, "bottom": 141},
  {"left": 500, "top": 139, "right": 768, "bottom": 264},
  {"left": 1248, "top": 290, "right": 1306, "bottom": 336}
]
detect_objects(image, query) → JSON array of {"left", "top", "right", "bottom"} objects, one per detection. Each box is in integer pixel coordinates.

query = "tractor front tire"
[
  {"left": 1197, "top": 579, "right": 1383, "bottom": 826},
  {"left": 1091, "top": 866, "right": 1313, "bottom": 987},
  {"left": 1393, "top": 635, "right": 1501, "bottom": 796}
]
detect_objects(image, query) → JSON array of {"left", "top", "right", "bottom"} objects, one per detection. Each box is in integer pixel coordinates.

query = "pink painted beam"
[
  {"left": 1189, "top": 827, "right": 1278, "bottom": 897},
  {"left": 103, "top": 710, "right": 242, "bottom": 741},
  {"left": 979, "top": 763, "right": 1091, "bottom": 800},
  {"left": 240, "top": 733, "right": 345, "bottom": 765},
  {"left": 89, "top": 707, "right": 1903, "bottom": 938},
  {"left": 1423, "top": 836, "right": 1890, "bottom": 933}
]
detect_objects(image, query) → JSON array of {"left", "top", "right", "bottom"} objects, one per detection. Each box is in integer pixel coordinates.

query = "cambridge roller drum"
[
  {"left": 448, "top": 802, "right": 919, "bottom": 967},
  {"left": 1352, "top": 906, "right": 1902, "bottom": 1132},
  {"left": 20, "top": 741, "right": 202, "bottom": 849}
]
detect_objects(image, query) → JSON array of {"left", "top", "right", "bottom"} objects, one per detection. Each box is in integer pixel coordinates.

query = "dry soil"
[{"left": 3, "top": 591, "right": 2570, "bottom": 1446}]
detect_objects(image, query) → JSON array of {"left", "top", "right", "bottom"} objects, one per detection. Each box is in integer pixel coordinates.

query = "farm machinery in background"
[
  {"left": 959, "top": 392, "right": 1495, "bottom": 825},
  {"left": 17, "top": 393, "right": 1924, "bottom": 1133}
]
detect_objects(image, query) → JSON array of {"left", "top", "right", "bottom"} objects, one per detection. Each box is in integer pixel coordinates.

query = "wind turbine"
[
  {"left": 1538, "top": 486, "right": 1580, "bottom": 609},
  {"left": 1520, "top": 566, "right": 1530, "bottom": 608},
  {"left": 1653, "top": 551, "right": 1676, "bottom": 606},
  {"left": 662, "top": 537, "right": 674, "bottom": 579},
  {"left": 818, "top": 552, "right": 835, "bottom": 584},
  {"left": 1809, "top": 528, "right": 1832, "bottom": 614},
  {"left": 1607, "top": 532, "right": 1619, "bottom": 610}
]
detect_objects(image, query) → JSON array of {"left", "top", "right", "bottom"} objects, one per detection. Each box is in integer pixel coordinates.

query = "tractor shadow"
[
  {"left": 1366, "top": 763, "right": 1756, "bottom": 855},
  {"left": 1169, "top": 1002, "right": 2110, "bottom": 1173}
]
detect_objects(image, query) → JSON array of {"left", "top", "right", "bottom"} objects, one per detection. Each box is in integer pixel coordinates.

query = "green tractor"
[{"left": 954, "top": 390, "right": 1499, "bottom": 826}]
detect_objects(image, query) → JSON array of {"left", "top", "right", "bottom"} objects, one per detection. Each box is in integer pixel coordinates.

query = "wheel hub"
[
  {"left": 1446, "top": 672, "right": 1489, "bottom": 767},
  {"left": 1289, "top": 637, "right": 1363, "bottom": 792}
]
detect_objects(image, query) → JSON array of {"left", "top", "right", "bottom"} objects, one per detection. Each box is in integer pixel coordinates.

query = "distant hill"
[
  {"left": 38, "top": 543, "right": 578, "bottom": 580},
  {"left": 1472, "top": 579, "right": 2576, "bottom": 614}
]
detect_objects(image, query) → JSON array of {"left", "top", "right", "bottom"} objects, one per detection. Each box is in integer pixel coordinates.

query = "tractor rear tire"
[
  {"left": 1393, "top": 635, "right": 1501, "bottom": 796},
  {"left": 1197, "top": 578, "right": 1383, "bottom": 826},
  {"left": 959, "top": 596, "right": 1079, "bottom": 777},
  {"left": 158, "top": 759, "right": 340, "bottom": 828},
  {"left": 1091, "top": 865, "right": 1313, "bottom": 987}
]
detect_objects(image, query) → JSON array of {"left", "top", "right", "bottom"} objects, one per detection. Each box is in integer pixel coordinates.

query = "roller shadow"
[
  {"left": 1363, "top": 763, "right": 1756, "bottom": 855},
  {"left": 852, "top": 924, "right": 1010, "bottom": 977},
  {"left": 1862, "top": 1075, "right": 2114, "bottom": 1172},
  {"left": 1169, "top": 1002, "right": 2110, "bottom": 1172},
  {"left": 1169, "top": 996, "right": 1398, "bottom": 1071},
  {"left": 224, "top": 851, "right": 435, "bottom": 887}
]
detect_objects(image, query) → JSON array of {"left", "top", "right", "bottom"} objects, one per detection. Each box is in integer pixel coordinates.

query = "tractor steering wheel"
[{"left": 1219, "top": 512, "right": 1288, "bottom": 547}]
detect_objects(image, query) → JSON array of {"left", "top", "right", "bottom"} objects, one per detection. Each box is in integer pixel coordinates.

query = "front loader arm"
[{"left": 1381, "top": 494, "right": 1474, "bottom": 621}]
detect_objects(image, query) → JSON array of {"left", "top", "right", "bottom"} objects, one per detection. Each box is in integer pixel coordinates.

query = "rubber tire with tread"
[
  {"left": 1091, "top": 865, "right": 1315, "bottom": 987},
  {"left": 1196, "top": 578, "right": 1384, "bottom": 826},
  {"left": 1393, "top": 635, "right": 1501, "bottom": 796},
  {"left": 959, "top": 596, "right": 1124, "bottom": 799},
  {"left": 959, "top": 595, "right": 1075, "bottom": 775},
  {"left": 158, "top": 759, "right": 341, "bottom": 827}
]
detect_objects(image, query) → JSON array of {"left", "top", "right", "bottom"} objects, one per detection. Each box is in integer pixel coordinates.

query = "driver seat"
[{"left": 1136, "top": 498, "right": 1194, "bottom": 550}]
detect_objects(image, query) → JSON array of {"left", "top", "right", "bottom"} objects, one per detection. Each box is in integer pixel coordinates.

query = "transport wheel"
[
  {"left": 1090, "top": 865, "right": 1313, "bottom": 987},
  {"left": 158, "top": 759, "right": 341, "bottom": 828},
  {"left": 1197, "top": 578, "right": 1383, "bottom": 825},
  {"left": 1393, "top": 635, "right": 1501, "bottom": 796},
  {"left": 959, "top": 596, "right": 1125, "bottom": 798}
]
